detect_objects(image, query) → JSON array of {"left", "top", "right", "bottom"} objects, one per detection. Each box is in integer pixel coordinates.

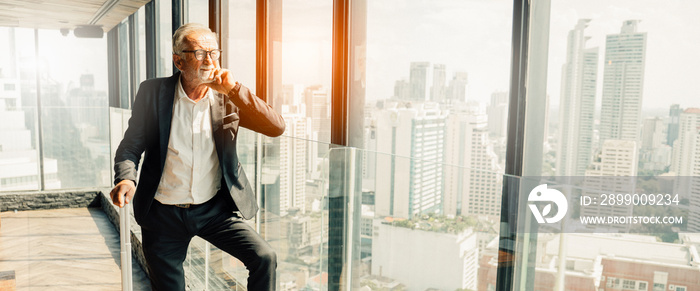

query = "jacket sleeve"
[
  {"left": 230, "top": 83, "right": 286, "bottom": 137},
  {"left": 113, "top": 80, "right": 152, "bottom": 186}
]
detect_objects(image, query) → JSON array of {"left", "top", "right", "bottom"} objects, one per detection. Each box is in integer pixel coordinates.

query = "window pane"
[
  {"left": 186, "top": 0, "right": 209, "bottom": 26},
  {"left": 515, "top": 0, "right": 700, "bottom": 290},
  {"left": 361, "top": 1, "right": 512, "bottom": 290},
  {"left": 37, "top": 29, "right": 110, "bottom": 189},
  {"left": 156, "top": 0, "right": 173, "bottom": 77},
  {"left": 0, "top": 27, "right": 41, "bottom": 191}
]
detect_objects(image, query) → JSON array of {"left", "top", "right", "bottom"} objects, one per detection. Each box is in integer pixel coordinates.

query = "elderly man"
[{"left": 110, "top": 23, "right": 284, "bottom": 290}]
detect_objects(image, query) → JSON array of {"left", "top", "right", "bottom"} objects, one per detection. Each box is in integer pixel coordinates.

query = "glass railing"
[
  {"left": 184, "top": 133, "right": 514, "bottom": 291},
  {"left": 184, "top": 133, "right": 698, "bottom": 291}
]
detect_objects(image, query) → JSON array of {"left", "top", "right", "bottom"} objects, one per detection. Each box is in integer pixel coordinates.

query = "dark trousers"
[{"left": 140, "top": 193, "right": 276, "bottom": 291}]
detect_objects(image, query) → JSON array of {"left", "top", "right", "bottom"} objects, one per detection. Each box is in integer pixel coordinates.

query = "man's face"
[{"left": 174, "top": 32, "right": 219, "bottom": 85}]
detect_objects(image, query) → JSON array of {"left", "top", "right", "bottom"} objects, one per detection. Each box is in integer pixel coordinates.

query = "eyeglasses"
[{"left": 180, "top": 49, "right": 221, "bottom": 61}]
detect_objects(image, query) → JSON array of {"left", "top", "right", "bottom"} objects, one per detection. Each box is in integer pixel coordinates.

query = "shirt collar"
[{"left": 176, "top": 75, "right": 214, "bottom": 105}]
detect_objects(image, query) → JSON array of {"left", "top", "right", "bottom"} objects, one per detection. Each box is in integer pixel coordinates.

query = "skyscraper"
[
  {"left": 431, "top": 64, "right": 446, "bottom": 102},
  {"left": 599, "top": 20, "right": 647, "bottom": 145},
  {"left": 409, "top": 62, "right": 430, "bottom": 101},
  {"left": 556, "top": 19, "right": 599, "bottom": 176},
  {"left": 670, "top": 109, "right": 700, "bottom": 231},
  {"left": 447, "top": 71, "right": 468, "bottom": 103},
  {"left": 443, "top": 105, "right": 502, "bottom": 217},
  {"left": 487, "top": 91, "right": 509, "bottom": 138},
  {"left": 671, "top": 109, "right": 700, "bottom": 189},
  {"left": 641, "top": 117, "right": 664, "bottom": 150},
  {"left": 667, "top": 104, "right": 681, "bottom": 146},
  {"left": 583, "top": 139, "right": 638, "bottom": 232},
  {"left": 279, "top": 112, "right": 309, "bottom": 215},
  {"left": 374, "top": 102, "right": 446, "bottom": 219}
]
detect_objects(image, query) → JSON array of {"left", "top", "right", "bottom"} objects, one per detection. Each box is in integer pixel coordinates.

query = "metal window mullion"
[
  {"left": 208, "top": 0, "right": 221, "bottom": 48},
  {"left": 145, "top": 0, "right": 157, "bottom": 79},
  {"left": 496, "top": 0, "right": 530, "bottom": 290},
  {"left": 172, "top": 0, "right": 183, "bottom": 75},
  {"left": 256, "top": 0, "right": 268, "bottom": 103},
  {"left": 34, "top": 29, "right": 46, "bottom": 191},
  {"left": 108, "top": 27, "right": 121, "bottom": 107},
  {"left": 255, "top": 0, "right": 268, "bottom": 233},
  {"left": 331, "top": 0, "right": 349, "bottom": 147},
  {"left": 128, "top": 13, "right": 138, "bottom": 108}
]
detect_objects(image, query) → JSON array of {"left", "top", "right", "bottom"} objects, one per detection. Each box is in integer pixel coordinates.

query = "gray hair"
[{"left": 172, "top": 23, "right": 217, "bottom": 55}]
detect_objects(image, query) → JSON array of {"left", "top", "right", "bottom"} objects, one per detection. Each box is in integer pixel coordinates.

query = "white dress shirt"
[{"left": 154, "top": 77, "right": 222, "bottom": 205}]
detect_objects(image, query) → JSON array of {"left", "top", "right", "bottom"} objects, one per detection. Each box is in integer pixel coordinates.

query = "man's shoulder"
[{"left": 141, "top": 75, "right": 176, "bottom": 88}]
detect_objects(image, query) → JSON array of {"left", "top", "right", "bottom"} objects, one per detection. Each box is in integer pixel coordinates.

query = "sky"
[
  {"left": 278, "top": 0, "right": 700, "bottom": 112},
  {"left": 1, "top": 0, "right": 698, "bottom": 112}
]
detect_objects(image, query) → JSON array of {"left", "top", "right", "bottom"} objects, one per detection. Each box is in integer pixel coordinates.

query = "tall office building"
[
  {"left": 583, "top": 139, "right": 638, "bottom": 231},
  {"left": 279, "top": 113, "right": 309, "bottom": 215},
  {"left": 409, "top": 62, "right": 430, "bottom": 101},
  {"left": 304, "top": 85, "right": 330, "bottom": 157},
  {"left": 282, "top": 84, "right": 306, "bottom": 114},
  {"left": 447, "top": 72, "right": 468, "bottom": 103},
  {"left": 431, "top": 64, "right": 446, "bottom": 102},
  {"left": 556, "top": 19, "right": 599, "bottom": 176},
  {"left": 667, "top": 104, "right": 681, "bottom": 146},
  {"left": 393, "top": 79, "right": 410, "bottom": 100},
  {"left": 599, "top": 20, "right": 647, "bottom": 145},
  {"left": 670, "top": 109, "right": 700, "bottom": 177},
  {"left": 670, "top": 109, "right": 700, "bottom": 223},
  {"left": 487, "top": 91, "right": 509, "bottom": 138},
  {"left": 444, "top": 104, "right": 502, "bottom": 217},
  {"left": 641, "top": 117, "right": 664, "bottom": 150},
  {"left": 374, "top": 102, "right": 446, "bottom": 219}
]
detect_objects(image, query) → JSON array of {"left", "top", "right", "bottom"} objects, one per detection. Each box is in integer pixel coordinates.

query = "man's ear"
[{"left": 173, "top": 54, "right": 184, "bottom": 70}]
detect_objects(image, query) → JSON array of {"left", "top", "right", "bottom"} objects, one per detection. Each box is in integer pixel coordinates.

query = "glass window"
[
  {"left": 0, "top": 27, "right": 41, "bottom": 191},
  {"left": 515, "top": 0, "right": 700, "bottom": 291},
  {"left": 222, "top": 0, "right": 257, "bottom": 175},
  {"left": 639, "top": 282, "right": 648, "bottom": 290},
  {"left": 156, "top": 0, "right": 173, "bottom": 77},
  {"left": 37, "top": 29, "right": 110, "bottom": 189},
  {"left": 186, "top": 0, "right": 209, "bottom": 25},
  {"left": 359, "top": 1, "right": 512, "bottom": 290}
]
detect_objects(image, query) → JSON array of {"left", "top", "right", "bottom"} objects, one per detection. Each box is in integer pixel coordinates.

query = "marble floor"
[{"left": 0, "top": 208, "right": 151, "bottom": 290}]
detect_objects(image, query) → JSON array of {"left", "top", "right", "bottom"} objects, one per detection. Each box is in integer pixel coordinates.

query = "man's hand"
[
  {"left": 110, "top": 180, "right": 136, "bottom": 208},
  {"left": 204, "top": 67, "right": 237, "bottom": 96}
]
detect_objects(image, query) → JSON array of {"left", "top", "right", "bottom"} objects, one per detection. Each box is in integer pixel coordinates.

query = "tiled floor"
[{"left": 0, "top": 208, "right": 151, "bottom": 290}]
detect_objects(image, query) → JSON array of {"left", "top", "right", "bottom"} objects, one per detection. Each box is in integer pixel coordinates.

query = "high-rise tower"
[
  {"left": 599, "top": 20, "right": 647, "bottom": 145},
  {"left": 556, "top": 19, "right": 599, "bottom": 176}
]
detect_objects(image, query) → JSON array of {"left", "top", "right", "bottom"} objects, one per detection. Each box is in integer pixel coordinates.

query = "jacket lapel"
[{"left": 158, "top": 72, "right": 179, "bottom": 171}]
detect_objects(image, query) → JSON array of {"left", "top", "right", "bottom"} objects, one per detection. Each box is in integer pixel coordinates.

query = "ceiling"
[{"left": 0, "top": 0, "right": 150, "bottom": 32}]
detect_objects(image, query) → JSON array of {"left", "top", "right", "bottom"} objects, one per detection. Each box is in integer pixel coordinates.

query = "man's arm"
[
  {"left": 228, "top": 82, "right": 286, "bottom": 137},
  {"left": 205, "top": 69, "right": 285, "bottom": 137},
  {"left": 111, "top": 80, "right": 152, "bottom": 207}
]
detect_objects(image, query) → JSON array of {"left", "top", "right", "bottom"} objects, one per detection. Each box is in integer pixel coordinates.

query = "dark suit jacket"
[{"left": 113, "top": 72, "right": 285, "bottom": 223}]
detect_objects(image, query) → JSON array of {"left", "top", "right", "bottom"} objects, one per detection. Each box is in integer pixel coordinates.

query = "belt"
[{"left": 174, "top": 204, "right": 192, "bottom": 208}]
